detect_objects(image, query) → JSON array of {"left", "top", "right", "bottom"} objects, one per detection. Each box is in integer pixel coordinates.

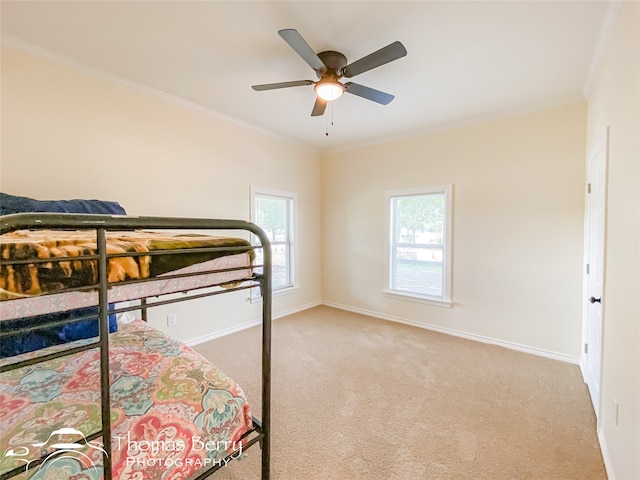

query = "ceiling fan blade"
[
  {"left": 311, "top": 97, "right": 327, "bottom": 116},
  {"left": 252, "top": 80, "right": 313, "bottom": 91},
  {"left": 278, "top": 29, "right": 326, "bottom": 72},
  {"left": 342, "top": 41, "right": 407, "bottom": 78},
  {"left": 344, "top": 82, "right": 395, "bottom": 105}
]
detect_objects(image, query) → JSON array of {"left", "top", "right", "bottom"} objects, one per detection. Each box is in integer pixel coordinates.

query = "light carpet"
[{"left": 193, "top": 305, "right": 606, "bottom": 479}]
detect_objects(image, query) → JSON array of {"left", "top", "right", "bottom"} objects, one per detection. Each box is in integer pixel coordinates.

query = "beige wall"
[
  {"left": 585, "top": 1, "right": 640, "bottom": 477},
  {"left": 321, "top": 102, "right": 587, "bottom": 360},
  {"left": 0, "top": 43, "right": 323, "bottom": 342}
]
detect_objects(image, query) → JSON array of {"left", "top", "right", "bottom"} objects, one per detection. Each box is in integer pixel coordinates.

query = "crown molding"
[
  {"left": 1, "top": 34, "right": 317, "bottom": 154},
  {"left": 582, "top": 0, "right": 624, "bottom": 97}
]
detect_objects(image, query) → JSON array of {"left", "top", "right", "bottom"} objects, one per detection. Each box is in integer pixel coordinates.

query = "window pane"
[
  {"left": 392, "top": 246, "right": 443, "bottom": 297},
  {"left": 251, "top": 243, "right": 290, "bottom": 290},
  {"left": 252, "top": 190, "right": 294, "bottom": 293},
  {"left": 272, "top": 243, "right": 290, "bottom": 289},
  {"left": 394, "top": 193, "right": 445, "bottom": 246},
  {"left": 255, "top": 196, "right": 287, "bottom": 242}
]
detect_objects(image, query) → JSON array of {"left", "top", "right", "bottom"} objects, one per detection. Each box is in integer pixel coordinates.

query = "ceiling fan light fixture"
[
  {"left": 315, "top": 80, "right": 344, "bottom": 101},
  {"left": 252, "top": 29, "right": 407, "bottom": 116}
]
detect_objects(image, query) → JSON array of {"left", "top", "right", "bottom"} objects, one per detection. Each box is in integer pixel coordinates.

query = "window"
[
  {"left": 251, "top": 187, "right": 296, "bottom": 292},
  {"left": 386, "top": 185, "right": 452, "bottom": 305}
]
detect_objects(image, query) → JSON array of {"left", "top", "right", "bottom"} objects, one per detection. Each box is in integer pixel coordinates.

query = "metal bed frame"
[{"left": 0, "top": 213, "right": 272, "bottom": 480}]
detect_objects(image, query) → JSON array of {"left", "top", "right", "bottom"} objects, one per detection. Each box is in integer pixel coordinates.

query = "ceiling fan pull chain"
[{"left": 326, "top": 103, "right": 336, "bottom": 136}]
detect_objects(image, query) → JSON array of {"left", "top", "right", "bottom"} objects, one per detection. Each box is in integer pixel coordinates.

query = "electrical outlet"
[
  {"left": 362, "top": 288, "right": 368, "bottom": 297},
  {"left": 167, "top": 314, "right": 177, "bottom": 327}
]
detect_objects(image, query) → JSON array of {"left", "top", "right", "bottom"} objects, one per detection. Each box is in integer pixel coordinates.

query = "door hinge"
[
  {"left": 587, "top": 183, "right": 591, "bottom": 194},
  {"left": 586, "top": 263, "right": 590, "bottom": 274},
  {"left": 584, "top": 343, "right": 588, "bottom": 354}
]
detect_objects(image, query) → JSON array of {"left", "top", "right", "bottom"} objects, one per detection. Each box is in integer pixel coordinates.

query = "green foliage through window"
[
  {"left": 394, "top": 193, "right": 444, "bottom": 244},
  {"left": 255, "top": 196, "right": 287, "bottom": 242}
]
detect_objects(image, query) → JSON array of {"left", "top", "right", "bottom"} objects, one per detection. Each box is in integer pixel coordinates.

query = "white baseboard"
[
  {"left": 273, "top": 300, "right": 323, "bottom": 321},
  {"left": 598, "top": 429, "right": 615, "bottom": 480},
  {"left": 186, "top": 319, "right": 261, "bottom": 347},
  {"left": 322, "top": 301, "right": 580, "bottom": 365},
  {"left": 187, "top": 299, "right": 580, "bottom": 365},
  {"left": 185, "top": 300, "right": 322, "bottom": 347}
]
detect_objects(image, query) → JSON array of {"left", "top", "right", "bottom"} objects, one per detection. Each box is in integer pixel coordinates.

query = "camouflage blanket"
[{"left": 0, "top": 230, "right": 253, "bottom": 300}]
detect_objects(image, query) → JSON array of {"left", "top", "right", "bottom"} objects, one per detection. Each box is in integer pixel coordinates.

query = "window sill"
[
  {"left": 383, "top": 290, "right": 452, "bottom": 308},
  {"left": 250, "top": 285, "right": 299, "bottom": 303}
]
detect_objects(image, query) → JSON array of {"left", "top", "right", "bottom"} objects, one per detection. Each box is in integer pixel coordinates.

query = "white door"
[{"left": 584, "top": 135, "right": 608, "bottom": 418}]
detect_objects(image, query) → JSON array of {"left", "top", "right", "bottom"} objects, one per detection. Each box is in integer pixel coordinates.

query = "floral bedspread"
[{"left": 0, "top": 320, "right": 253, "bottom": 479}]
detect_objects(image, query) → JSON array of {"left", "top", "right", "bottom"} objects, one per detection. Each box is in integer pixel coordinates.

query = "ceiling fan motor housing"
[{"left": 317, "top": 51, "right": 348, "bottom": 77}]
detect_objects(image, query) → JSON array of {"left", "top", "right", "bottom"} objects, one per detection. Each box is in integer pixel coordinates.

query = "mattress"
[
  {"left": 0, "top": 320, "right": 253, "bottom": 479},
  {"left": 0, "top": 253, "right": 253, "bottom": 321}
]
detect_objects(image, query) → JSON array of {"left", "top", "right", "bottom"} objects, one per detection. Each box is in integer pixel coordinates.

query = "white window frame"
[
  {"left": 384, "top": 185, "right": 453, "bottom": 307},
  {"left": 250, "top": 186, "right": 298, "bottom": 299}
]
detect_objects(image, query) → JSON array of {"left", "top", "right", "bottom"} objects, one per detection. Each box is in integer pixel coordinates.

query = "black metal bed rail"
[
  {"left": 0, "top": 213, "right": 272, "bottom": 480},
  {"left": 0, "top": 262, "right": 264, "bottom": 302},
  {"left": 186, "top": 418, "right": 265, "bottom": 480},
  {"left": 0, "top": 269, "right": 263, "bottom": 338},
  {"left": 0, "top": 277, "right": 261, "bottom": 371},
  {"left": 1, "top": 312, "right": 108, "bottom": 337},
  {"left": 0, "top": 338, "right": 101, "bottom": 373}
]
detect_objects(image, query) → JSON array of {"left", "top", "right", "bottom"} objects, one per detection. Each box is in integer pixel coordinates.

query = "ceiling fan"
[{"left": 252, "top": 29, "right": 407, "bottom": 117}]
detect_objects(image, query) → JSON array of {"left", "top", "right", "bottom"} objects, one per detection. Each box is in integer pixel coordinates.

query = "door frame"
[{"left": 580, "top": 127, "right": 609, "bottom": 423}]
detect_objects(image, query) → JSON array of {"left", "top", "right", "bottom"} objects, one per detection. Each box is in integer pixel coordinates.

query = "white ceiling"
[{"left": 1, "top": 1, "right": 613, "bottom": 152}]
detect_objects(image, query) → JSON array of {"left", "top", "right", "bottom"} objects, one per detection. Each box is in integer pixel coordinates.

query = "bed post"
[
  {"left": 97, "top": 228, "right": 113, "bottom": 480},
  {"left": 260, "top": 275, "right": 271, "bottom": 480},
  {"left": 253, "top": 224, "right": 272, "bottom": 480},
  {"left": 140, "top": 297, "right": 148, "bottom": 322}
]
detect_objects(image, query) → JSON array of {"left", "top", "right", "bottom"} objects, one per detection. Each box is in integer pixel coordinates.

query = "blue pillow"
[
  {"left": 0, "top": 192, "right": 126, "bottom": 216},
  {"left": 0, "top": 306, "right": 118, "bottom": 358}
]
